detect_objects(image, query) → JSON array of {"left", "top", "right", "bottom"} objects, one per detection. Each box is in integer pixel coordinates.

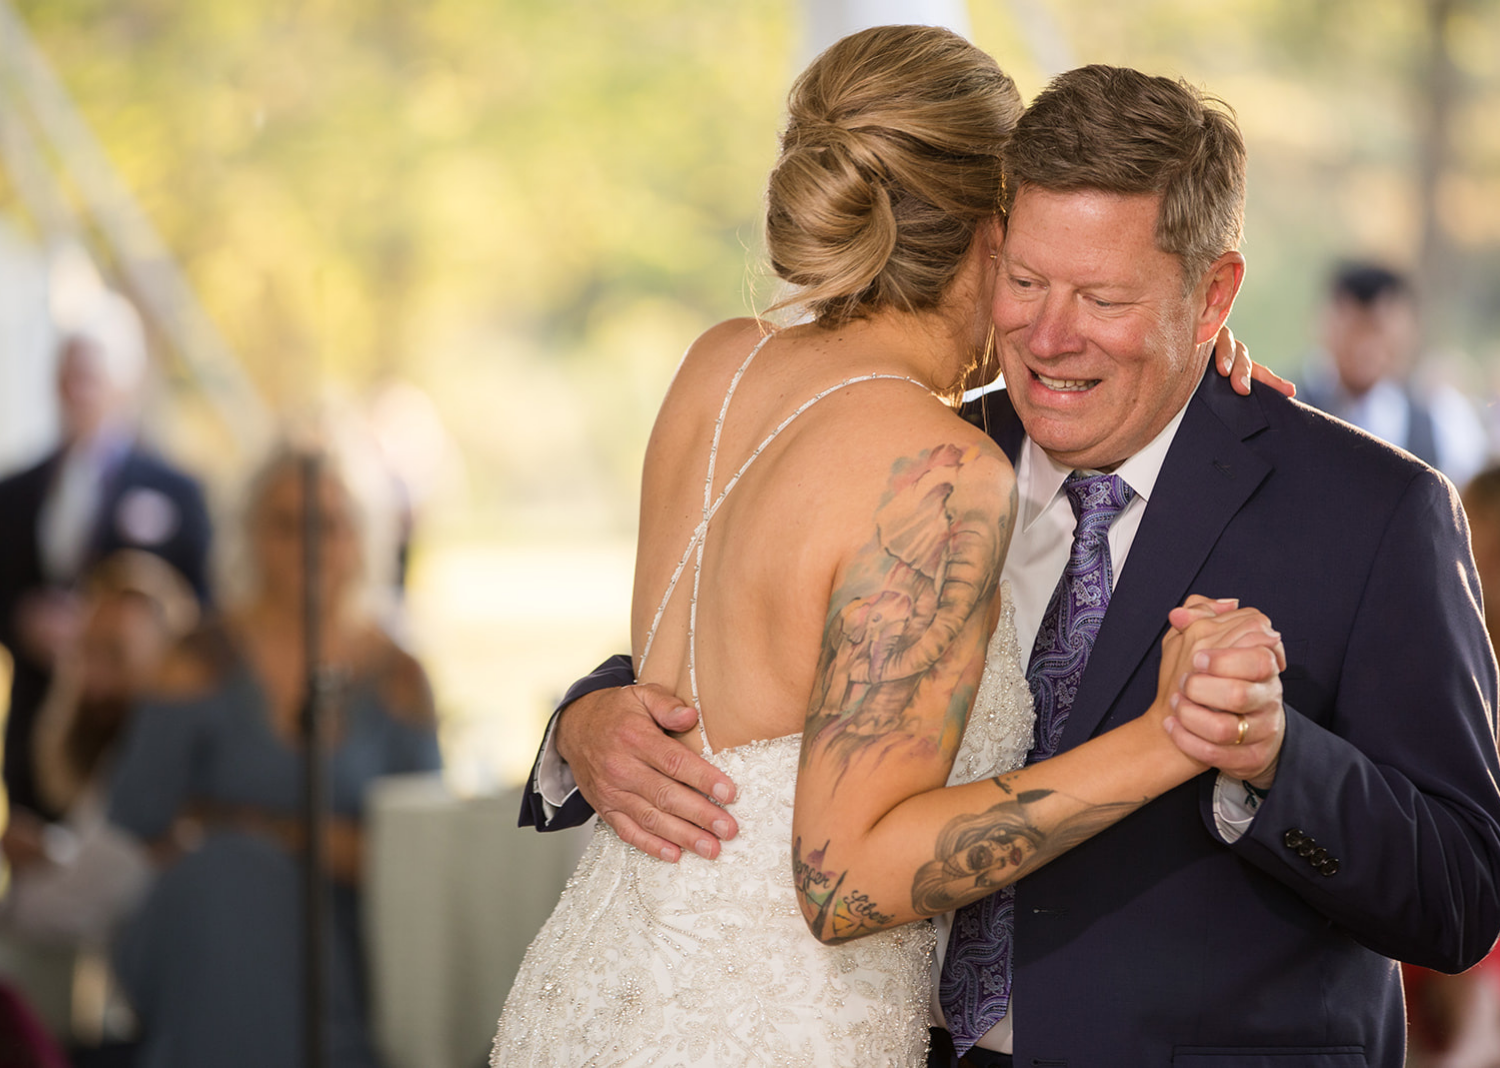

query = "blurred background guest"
[
  {"left": 0, "top": 550, "right": 199, "bottom": 1065},
  {"left": 1400, "top": 463, "right": 1500, "bottom": 1068},
  {"left": 1299, "top": 262, "right": 1492, "bottom": 487},
  {"left": 105, "top": 442, "right": 441, "bottom": 1068},
  {"left": 0, "top": 294, "right": 212, "bottom": 823}
]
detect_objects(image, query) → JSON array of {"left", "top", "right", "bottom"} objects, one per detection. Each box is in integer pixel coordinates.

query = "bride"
[{"left": 493, "top": 25, "right": 1283, "bottom": 1067}]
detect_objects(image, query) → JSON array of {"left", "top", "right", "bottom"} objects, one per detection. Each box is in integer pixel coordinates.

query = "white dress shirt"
[
  {"left": 36, "top": 430, "right": 132, "bottom": 584},
  {"left": 39, "top": 443, "right": 108, "bottom": 583}
]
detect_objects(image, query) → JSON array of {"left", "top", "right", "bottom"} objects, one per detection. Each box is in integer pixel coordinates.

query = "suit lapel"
[{"left": 1057, "top": 370, "right": 1274, "bottom": 751}]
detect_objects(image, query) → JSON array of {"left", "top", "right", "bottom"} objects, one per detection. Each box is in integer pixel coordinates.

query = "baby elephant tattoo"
[{"left": 804, "top": 443, "right": 1007, "bottom": 786}]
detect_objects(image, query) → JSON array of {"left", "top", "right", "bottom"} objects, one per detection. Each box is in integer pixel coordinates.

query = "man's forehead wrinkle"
[{"left": 1002, "top": 232, "right": 1147, "bottom": 291}]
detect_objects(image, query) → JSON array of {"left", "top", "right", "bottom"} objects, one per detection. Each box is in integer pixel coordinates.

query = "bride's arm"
[{"left": 789, "top": 436, "right": 1280, "bottom": 945}]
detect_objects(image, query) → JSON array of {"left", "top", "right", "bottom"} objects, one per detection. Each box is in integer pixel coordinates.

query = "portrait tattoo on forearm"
[
  {"left": 910, "top": 779, "right": 1141, "bottom": 914},
  {"left": 794, "top": 836, "right": 895, "bottom": 945},
  {"left": 801, "top": 443, "right": 1009, "bottom": 790}
]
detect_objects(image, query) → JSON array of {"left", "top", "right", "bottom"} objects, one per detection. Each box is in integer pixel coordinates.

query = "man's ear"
[{"left": 1194, "top": 251, "right": 1246, "bottom": 345}]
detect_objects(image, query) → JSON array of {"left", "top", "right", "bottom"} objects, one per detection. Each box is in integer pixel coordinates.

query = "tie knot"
[{"left": 1064, "top": 472, "right": 1135, "bottom": 530}]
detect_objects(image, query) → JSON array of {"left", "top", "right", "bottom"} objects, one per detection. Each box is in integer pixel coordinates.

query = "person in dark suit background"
[
  {"left": 0, "top": 293, "right": 211, "bottom": 821},
  {"left": 515, "top": 65, "right": 1500, "bottom": 1067},
  {"left": 1298, "top": 262, "right": 1491, "bottom": 487}
]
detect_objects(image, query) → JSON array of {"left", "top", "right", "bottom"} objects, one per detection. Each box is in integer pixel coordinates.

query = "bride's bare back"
[{"left": 631, "top": 316, "right": 1013, "bottom": 756}]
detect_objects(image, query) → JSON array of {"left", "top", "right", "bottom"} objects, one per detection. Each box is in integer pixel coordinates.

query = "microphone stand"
[{"left": 300, "top": 452, "right": 329, "bottom": 1068}]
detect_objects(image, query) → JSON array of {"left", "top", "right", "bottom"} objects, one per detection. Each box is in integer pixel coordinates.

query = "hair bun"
[
  {"left": 767, "top": 117, "right": 898, "bottom": 297},
  {"left": 762, "top": 25, "right": 1021, "bottom": 326},
  {"left": 784, "top": 115, "right": 888, "bottom": 178}
]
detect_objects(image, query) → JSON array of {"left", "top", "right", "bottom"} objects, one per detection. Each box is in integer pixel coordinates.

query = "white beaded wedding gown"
[{"left": 492, "top": 334, "right": 1034, "bottom": 1067}]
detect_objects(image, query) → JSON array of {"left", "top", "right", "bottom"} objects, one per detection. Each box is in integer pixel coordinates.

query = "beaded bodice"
[{"left": 491, "top": 591, "right": 1032, "bottom": 1066}]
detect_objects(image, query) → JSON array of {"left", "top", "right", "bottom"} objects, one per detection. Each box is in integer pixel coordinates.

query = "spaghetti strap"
[{"left": 638, "top": 331, "right": 932, "bottom": 751}]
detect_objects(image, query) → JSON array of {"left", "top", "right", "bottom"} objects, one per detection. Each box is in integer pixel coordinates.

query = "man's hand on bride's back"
[{"left": 556, "top": 684, "right": 740, "bottom": 863}]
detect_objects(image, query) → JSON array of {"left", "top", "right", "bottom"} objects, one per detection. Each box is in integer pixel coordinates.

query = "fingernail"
[
  {"left": 1193, "top": 652, "right": 1209, "bottom": 670},
  {"left": 1215, "top": 598, "right": 1238, "bottom": 605},
  {"left": 1169, "top": 693, "right": 1180, "bottom": 710},
  {"left": 712, "top": 819, "right": 731, "bottom": 838},
  {"left": 694, "top": 838, "right": 714, "bottom": 859},
  {"left": 712, "top": 784, "right": 733, "bottom": 803},
  {"left": 660, "top": 846, "right": 679, "bottom": 862}
]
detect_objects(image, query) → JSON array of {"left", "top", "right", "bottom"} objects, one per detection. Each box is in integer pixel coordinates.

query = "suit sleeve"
[
  {"left": 517, "top": 653, "right": 636, "bottom": 831},
  {"left": 1226, "top": 468, "right": 1500, "bottom": 971}
]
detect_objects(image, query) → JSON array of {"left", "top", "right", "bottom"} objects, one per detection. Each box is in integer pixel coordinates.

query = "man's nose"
[{"left": 1028, "top": 295, "right": 1081, "bottom": 358}]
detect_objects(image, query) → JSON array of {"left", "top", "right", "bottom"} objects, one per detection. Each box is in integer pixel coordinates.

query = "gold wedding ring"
[{"left": 1235, "top": 716, "right": 1249, "bottom": 745}]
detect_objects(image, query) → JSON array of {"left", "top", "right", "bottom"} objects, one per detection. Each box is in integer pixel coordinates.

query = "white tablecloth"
[{"left": 365, "top": 776, "right": 590, "bottom": 1068}]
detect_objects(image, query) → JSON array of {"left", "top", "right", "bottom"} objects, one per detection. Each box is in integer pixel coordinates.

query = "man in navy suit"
[
  {"left": 519, "top": 66, "right": 1500, "bottom": 1066},
  {"left": 0, "top": 301, "right": 211, "bottom": 820}
]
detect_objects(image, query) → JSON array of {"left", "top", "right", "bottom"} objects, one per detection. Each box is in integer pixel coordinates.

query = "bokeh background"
[
  {"left": 0, "top": 2, "right": 1498, "bottom": 1064},
  {"left": 0, "top": 0, "right": 1497, "bottom": 793}
]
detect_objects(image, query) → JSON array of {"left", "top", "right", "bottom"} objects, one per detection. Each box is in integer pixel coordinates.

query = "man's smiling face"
[{"left": 994, "top": 186, "right": 1212, "bottom": 471}]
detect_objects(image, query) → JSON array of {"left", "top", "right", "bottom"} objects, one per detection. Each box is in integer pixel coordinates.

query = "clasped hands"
[
  {"left": 1156, "top": 594, "right": 1286, "bottom": 791},
  {"left": 557, "top": 593, "right": 1287, "bottom": 863}
]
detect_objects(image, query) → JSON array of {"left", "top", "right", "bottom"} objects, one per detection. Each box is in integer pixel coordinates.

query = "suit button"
[
  {"left": 1317, "top": 858, "right": 1340, "bottom": 877},
  {"left": 1297, "top": 841, "right": 1317, "bottom": 858},
  {"left": 1310, "top": 847, "right": 1329, "bottom": 864},
  {"left": 1283, "top": 829, "right": 1305, "bottom": 849}
]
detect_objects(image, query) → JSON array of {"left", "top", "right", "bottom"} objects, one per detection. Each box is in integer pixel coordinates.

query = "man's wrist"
[
  {"left": 1245, "top": 757, "right": 1278, "bottom": 794},
  {"left": 554, "top": 684, "right": 619, "bottom": 768},
  {"left": 536, "top": 712, "right": 580, "bottom": 813},
  {"left": 553, "top": 699, "right": 576, "bottom": 768}
]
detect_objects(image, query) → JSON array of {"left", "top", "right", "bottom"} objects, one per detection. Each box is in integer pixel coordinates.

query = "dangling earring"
[
  {"left": 976, "top": 323, "right": 997, "bottom": 436},
  {"left": 954, "top": 323, "right": 1000, "bottom": 411}
]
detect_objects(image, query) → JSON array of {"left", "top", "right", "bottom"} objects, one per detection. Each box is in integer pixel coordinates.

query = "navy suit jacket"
[
  {"left": 522, "top": 367, "right": 1500, "bottom": 1066},
  {"left": 0, "top": 445, "right": 212, "bottom": 816}
]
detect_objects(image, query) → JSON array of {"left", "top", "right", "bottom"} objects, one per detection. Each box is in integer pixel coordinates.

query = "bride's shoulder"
[
  {"left": 672, "top": 318, "right": 770, "bottom": 380},
  {"left": 794, "top": 394, "right": 1017, "bottom": 555},
  {"left": 811, "top": 376, "right": 1014, "bottom": 485}
]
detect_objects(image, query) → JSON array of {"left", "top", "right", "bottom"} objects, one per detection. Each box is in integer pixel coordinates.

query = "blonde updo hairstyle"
[{"left": 766, "top": 25, "right": 1022, "bottom": 327}]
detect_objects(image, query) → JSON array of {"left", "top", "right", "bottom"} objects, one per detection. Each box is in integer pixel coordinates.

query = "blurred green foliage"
[{"left": 7, "top": 0, "right": 1500, "bottom": 538}]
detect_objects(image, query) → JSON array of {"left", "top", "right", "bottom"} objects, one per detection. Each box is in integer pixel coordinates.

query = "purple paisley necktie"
[{"left": 939, "top": 471, "right": 1136, "bottom": 1055}]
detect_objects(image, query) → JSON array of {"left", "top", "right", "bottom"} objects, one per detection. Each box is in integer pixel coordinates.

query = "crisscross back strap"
[{"left": 638, "top": 331, "right": 932, "bottom": 749}]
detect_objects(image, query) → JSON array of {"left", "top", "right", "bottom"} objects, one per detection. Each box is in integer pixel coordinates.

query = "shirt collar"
[{"left": 1016, "top": 394, "right": 1193, "bottom": 531}]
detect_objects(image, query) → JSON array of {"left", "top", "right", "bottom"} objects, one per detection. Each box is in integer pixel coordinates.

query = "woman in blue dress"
[{"left": 108, "top": 446, "right": 442, "bottom": 1068}]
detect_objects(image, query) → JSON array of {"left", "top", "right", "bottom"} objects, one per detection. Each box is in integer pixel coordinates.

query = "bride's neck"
[
  {"left": 803, "top": 307, "right": 978, "bottom": 397},
  {"left": 806, "top": 237, "right": 994, "bottom": 394}
]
